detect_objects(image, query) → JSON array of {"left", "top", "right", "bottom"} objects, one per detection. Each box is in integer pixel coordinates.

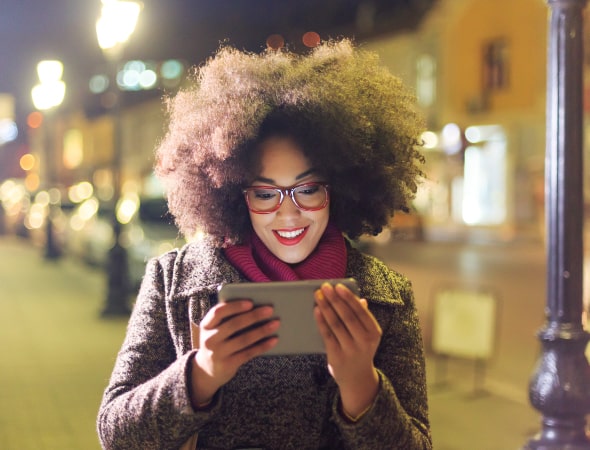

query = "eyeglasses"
[{"left": 243, "top": 182, "right": 330, "bottom": 214}]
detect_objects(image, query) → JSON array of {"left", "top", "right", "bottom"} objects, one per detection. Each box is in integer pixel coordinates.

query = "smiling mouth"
[
  {"left": 276, "top": 228, "right": 305, "bottom": 238},
  {"left": 273, "top": 227, "right": 308, "bottom": 245}
]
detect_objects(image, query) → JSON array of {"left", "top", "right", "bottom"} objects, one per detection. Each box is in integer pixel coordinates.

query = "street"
[
  {"left": 369, "top": 236, "right": 547, "bottom": 404},
  {"left": 0, "top": 235, "right": 544, "bottom": 449}
]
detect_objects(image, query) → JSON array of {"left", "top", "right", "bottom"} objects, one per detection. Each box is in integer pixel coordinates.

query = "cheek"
[
  {"left": 248, "top": 211, "right": 271, "bottom": 232},
  {"left": 312, "top": 207, "right": 330, "bottom": 228}
]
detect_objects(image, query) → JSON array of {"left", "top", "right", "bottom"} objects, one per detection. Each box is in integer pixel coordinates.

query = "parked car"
[
  {"left": 66, "top": 197, "right": 114, "bottom": 266},
  {"left": 66, "top": 196, "right": 184, "bottom": 289},
  {"left": 0, "top": 179, "right": 31, "bottom": 238},
  {"left": 126, "top": 196, "right": 184, "bottom": 287},
  {"left": 26, "top": 197, "right": 76, "bottom": 255}
]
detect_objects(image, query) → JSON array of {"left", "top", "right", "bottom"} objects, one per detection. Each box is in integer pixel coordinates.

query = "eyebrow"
[{"left": 254, "top": 168, "right": 316, "bottom": 184}]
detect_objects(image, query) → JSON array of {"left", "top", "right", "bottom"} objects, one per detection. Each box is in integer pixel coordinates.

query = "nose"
[{"left": 277, "top": 192, "right": 300, "bottom": 216}]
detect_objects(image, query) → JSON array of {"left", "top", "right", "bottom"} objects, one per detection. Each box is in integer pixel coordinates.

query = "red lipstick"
[{"left": 273, "top": 227, "right": 308, "bottom": 246}]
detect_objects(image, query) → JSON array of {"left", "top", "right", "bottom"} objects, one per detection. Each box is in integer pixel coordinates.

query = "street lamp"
[
  {"left": 524, "top": 0, "right": 590, "bottom": 448},
  {"left": 96, "top": 0, "right": 142, "bottom": 60},
  {"left": 31, "top": 60, "right": 66, "bottom": 260},
  {"left": 96, "top": 0, "right": 142, "bottom": 317}
]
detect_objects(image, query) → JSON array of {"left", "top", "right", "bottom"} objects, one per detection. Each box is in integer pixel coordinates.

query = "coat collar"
[{"left": 170, "top": 238, "right": 405, "bottom": 307}]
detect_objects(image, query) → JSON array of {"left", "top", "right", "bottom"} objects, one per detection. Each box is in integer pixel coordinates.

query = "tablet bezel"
[{"left": 217, "top": 278, "right": 359, "bottom": 355}]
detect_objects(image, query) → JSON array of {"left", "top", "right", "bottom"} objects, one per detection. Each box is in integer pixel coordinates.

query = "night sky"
[
  {"left": 0, "top": 0, "right": 435, "bottom": 181},
  {"left": 0, "top": 0, "right": 433, "bottom": 114}
]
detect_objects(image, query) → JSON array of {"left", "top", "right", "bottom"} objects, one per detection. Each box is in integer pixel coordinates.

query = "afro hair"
[{"left": 155, "top": 39, "right": 425, "bottom": 245}]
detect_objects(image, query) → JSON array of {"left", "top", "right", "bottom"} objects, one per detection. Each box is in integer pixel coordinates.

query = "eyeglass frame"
[{"left": 242, "top": 182, "right": 330, "bottom": 214}]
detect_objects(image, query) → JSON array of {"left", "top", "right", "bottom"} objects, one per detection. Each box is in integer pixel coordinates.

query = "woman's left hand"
[{"left": 314, "top": 282, "right": 382, "bottom": 418}]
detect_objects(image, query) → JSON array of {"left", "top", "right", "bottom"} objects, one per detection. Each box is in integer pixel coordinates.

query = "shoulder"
[
  {"left": 347, "top": 245, "right": 413, "bottom": 307},
  {"left": 154, "top": 237, "right": 242, "bottom": 297}
]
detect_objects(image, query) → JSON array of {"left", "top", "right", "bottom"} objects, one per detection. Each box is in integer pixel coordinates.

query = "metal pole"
[
  {"left": 524, "top": 0, "right": 590, "bottom": 448},
  {"left": 100, "top": 58, "right": 131, "bottom": 317},
  {"left": 96, "top": 0, "right": 141, "bottom": 317},
  {"left": 44, "top": 111, "right": 61, "bottom": 260}
]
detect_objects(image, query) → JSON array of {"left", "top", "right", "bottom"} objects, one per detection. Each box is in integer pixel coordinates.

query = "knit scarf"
[{"left": 223, "top": 222, "right": 347, "bottom": 282}]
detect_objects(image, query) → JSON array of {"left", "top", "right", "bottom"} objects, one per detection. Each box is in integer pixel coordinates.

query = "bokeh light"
[
  {"left": 32, "top": 60, "right": 66, "bottom": 111},
  {"left": 89, "top": 74, "right": 110, "bottom": 94},
  {"left": 139, "top": 69, "right": 157, "bottom": 89},
  {"left": 117, "top": 192, "right": 139, "bottom": 224},
  {"left": 34, "top": 191, "right": 50, "bottom": 206},
  {"left": 0, "top": 119, "right": 18, "bottom": 144},
  {"left": 96, "top": 0, "right": 142, "bottom": 51},
  {"left": 68, "top": 181, "right": 94, "bottom": 203},
  {"left": 27, "top": 202, "right": 47, "bottom": 230},
  {"left": 161, "top": 60, "right": 183, "bottom": 79},
  {"left": 266, "top": 34, "right": 285, "bottom": 50},
  {"left": 302, "top": 31, "right": 321, "bottom": 48},
  {"left": 441, "top": 123, "right": 463, "bottom": 154},
  {"left": 19, "top": 154, "right": 35, "bottom": 171},
  {"left": 24, "top": 174, "right": 40, "bottom": 192},
  {"left": 421, "top": 131, "right": 439, "bottom": 149},
  {"left": 27, "top": 111, "right": 43, "bottom": 129},
  {"left": 93, "top": 169, "right": 114, "bottom": 201},
  {"left": 48, "top": 187, "right": 61, "bottom": 205},
  {"left": 63, "top": 129, "right": 84, "bottom": 169}
]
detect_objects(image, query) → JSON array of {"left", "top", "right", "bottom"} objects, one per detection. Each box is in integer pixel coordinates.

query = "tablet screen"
[{"left": 217, "top": 278, "right": 359, "bottom": 355}]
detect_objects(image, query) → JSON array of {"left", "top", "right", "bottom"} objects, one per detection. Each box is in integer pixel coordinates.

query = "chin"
[{"left": 275, "top": 250, "right": 309, "bottom": 265}]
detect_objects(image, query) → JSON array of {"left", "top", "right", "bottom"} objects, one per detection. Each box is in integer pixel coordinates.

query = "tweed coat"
[{"left": 97, "top": 238, "right": 431, "bottom": 450}]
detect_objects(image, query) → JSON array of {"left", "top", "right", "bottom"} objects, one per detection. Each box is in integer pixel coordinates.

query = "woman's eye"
[
  {"left": 297, "top": 185, "right": 319, "bottom": 195},
  {"left": 254, "top": 190, "right": 277, "bottom": 200}
]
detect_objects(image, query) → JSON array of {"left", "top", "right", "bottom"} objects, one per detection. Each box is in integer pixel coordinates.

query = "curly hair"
[{"left": 155, "top": 39, "right": 425, "bottom": 245}]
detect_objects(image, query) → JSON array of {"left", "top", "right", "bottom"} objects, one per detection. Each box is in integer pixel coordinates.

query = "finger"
[
  {"left": 321, "top": 284, "right": 381, "bottom": 342},
  {"left": 332, "top": 283, "right": 380, "bottom": 334},
  {"left": 224, "top": 305, "right": 276, "bottom": 336},
  {"left": 313, "top": 305, "right": 338, "bottom": 346},
  {"left": 226, "top": 317, "right": 281, "bottom": 355},
  {"left": 231, "top": 333, "right": 280, "bottom": 366},
  {"left": 207, "top": 305, "right": 277, "bottom": 350},
  {"left": 199, "top": 305, "right": 275, "bottom": 356},
  {"left": 201, "top": 317, "right": 280, "bottom": 363},
  {"left": 201, "top": 300, "right": 254, "bottom": 329},
  {"left": 315, "top": 286, "right": 352, "bottom": 345},
  {"left": 321, "top": 283, "right": 362, "bottom": 330}
]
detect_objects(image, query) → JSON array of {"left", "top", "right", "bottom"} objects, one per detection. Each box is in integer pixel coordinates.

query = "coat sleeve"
[
  {"left": 97, "top": 255, "right": 220, "bottom": 450},
  {"left": 332, "top": 267, "right": 432, "bottom": 450}
]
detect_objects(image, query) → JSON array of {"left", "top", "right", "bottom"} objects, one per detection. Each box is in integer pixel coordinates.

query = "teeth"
[{"left": 277, "top": 228, "right": 305, "bottom": 239}]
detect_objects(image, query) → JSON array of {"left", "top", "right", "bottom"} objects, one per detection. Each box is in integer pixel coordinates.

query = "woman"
[{"left": 98, "top": 39, "right": 431, "bottom": 449}]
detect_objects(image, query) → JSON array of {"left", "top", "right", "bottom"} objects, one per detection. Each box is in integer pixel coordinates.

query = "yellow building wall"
[
  {"left": 447, "top": 0, "right": 547, "bottom": 114},
  {"left": 86, "top": 116, "right": 114, "bottom": 168}
]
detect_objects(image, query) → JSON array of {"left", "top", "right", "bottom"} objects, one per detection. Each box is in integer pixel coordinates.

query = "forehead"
[{"left": 255, "top": 137, "right": 315, "bottom": 182}]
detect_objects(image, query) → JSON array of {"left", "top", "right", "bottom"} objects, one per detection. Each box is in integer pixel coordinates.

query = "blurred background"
[{"left": 1, "top": 0, "right": 589, "bottom": 449}]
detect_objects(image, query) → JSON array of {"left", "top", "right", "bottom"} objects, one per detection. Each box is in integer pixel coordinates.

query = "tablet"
[{"left": 217, "top": 278, "right": 359, "bottom": 355}]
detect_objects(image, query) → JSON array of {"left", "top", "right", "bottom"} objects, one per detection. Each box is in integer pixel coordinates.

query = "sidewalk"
[
  {"left": 0, "top": 236, "right": 540, "bottom": 449},
  {"left": 0, "top": 236, "right": 128, "bottom": 450}
]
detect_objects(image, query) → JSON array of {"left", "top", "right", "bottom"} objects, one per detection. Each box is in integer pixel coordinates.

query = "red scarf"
[{"left": 223, "top": 222, "right": 347, "bottom": 282}]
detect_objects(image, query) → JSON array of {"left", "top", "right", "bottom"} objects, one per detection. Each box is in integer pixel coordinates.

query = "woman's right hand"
[{"left": 190, "top": 300, "right": 280, "bottom": 407}]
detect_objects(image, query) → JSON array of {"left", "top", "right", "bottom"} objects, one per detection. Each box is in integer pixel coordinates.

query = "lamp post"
[
  {"left": 524, "top": 0, "right": 590, "bottom": 448},
  {"left": 96, "top": 0, "right": 142, "bottom": 317},
  {"left": 31, "top": 60, "right": 66, "bottom": 260}
]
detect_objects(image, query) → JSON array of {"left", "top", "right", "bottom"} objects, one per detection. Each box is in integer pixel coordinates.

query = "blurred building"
[
  {"left": 5, "top": 0, "right": 587, "bottom": 246},
  {"left": 365, "top": 0, "right": 548, "bottom": 244}
]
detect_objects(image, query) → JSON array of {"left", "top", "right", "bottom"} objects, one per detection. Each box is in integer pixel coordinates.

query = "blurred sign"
[
  {"left": 0, "top": 94, "right": 15, "bottom": 120},
  {"left": 432, "top": 287, "right": 497, "bottom": 360}
]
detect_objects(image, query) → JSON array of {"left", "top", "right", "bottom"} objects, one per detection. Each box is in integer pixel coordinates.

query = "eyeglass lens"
[{"left": 246, "top": 184, "right": 327, "bottom": 212}]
